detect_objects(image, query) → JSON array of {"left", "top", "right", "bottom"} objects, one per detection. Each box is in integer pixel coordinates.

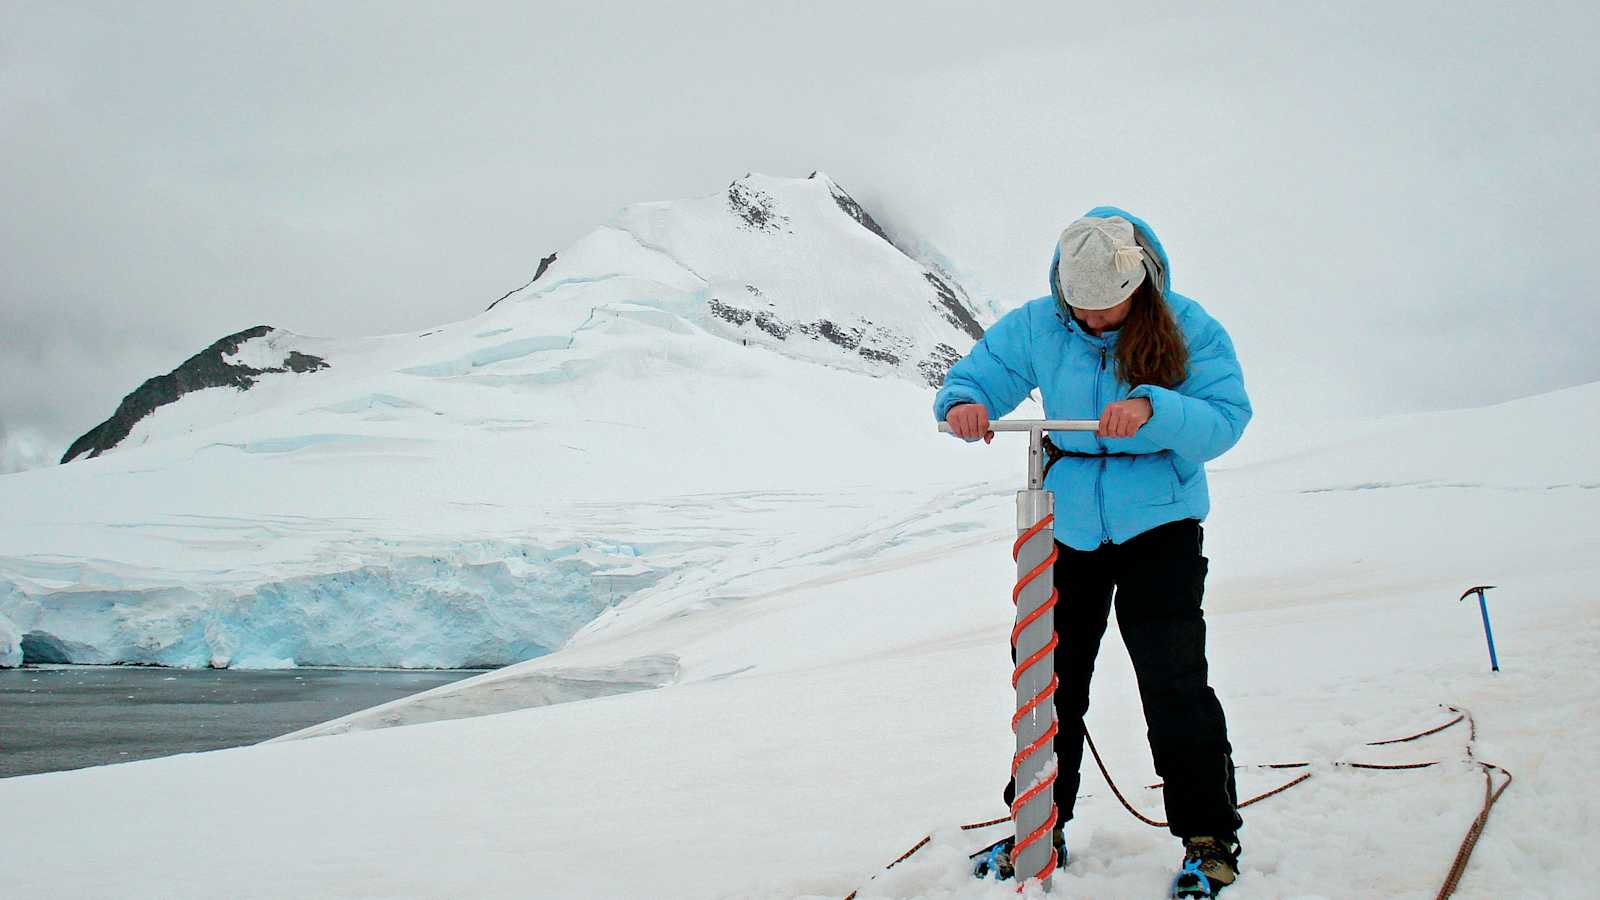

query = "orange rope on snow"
[{"left": 841, "top": 707, "right": 1512, "bottom": 900}]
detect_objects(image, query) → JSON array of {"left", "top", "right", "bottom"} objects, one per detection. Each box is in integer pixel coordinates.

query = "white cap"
[{"left": 1055, "top": 215, "right": 1147, "bottom": 310}]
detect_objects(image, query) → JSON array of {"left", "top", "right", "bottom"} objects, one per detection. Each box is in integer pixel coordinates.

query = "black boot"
[
  {"left": 970, "top": 828, "right": 1068, "bottom": 880},
  {"left": 1170, "top": 835, "right": 1241, "bottom": 898}
]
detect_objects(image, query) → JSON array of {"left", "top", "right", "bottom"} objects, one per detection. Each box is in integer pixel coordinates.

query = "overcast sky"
[{"left": 3, "top": 1, "right": 1597, "bottom": 472}]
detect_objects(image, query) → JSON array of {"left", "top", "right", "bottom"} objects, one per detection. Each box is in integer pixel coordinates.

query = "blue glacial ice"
[
  {"left": 0, "top": 542, "right": 666, "bottom": 669},
  {"left": 0, "top": 609, "right": 21, "bottom": 667},
  {"left": 400, "top": 336, "right": 573, "bottom": 378}
]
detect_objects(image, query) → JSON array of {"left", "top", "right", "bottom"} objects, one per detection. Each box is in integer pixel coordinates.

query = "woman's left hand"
[{"left": 1098, "top": 397, "right": 1153, "bottom": 438}]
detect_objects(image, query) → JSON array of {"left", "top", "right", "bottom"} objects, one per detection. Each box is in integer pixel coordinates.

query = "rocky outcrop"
[
  {"left": 728, "top": 179, "right": 792, "bottom": 233},
  {"left": 60, "top": 326, "right": 329, "bottom": 463},
  {"left": 706, "top": 294, "right": 928, "bottom": 374},
  {"left": 486, "top": 252, "right": 559, "bottom": 312},
  {"left": 917, "top": 342, "right": 963, "bottom": 389},
  {"left": 924, "top": 272, "right": 983, "bottom": 341},
  {"left": 693, "top": 174, "right": 986, "bottom": 387},
  {"left": 811, "top": 170, "right": 892, "bottom": 245}
]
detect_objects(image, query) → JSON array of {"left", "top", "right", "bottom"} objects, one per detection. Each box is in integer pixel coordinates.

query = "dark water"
[{"left": 0, "top": 664, "right": 484, "bottom": 779}]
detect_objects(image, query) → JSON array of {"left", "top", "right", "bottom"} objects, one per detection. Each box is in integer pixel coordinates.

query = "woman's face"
[{"left": 1071, "top": 294, "right": 1134, "bottom": 336}]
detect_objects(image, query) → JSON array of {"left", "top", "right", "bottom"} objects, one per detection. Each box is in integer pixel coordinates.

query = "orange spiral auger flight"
[
  {"left": 939, "top": 417, "right": 1099, "bottom": 893},
  {"left": 1009, "top": 510, "right": 1061, "bottom": 888}
]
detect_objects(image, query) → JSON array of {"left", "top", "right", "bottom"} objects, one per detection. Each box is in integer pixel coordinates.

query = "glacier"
[
  {"left": 0, "top": 540, "right": 666, "bottom": 669},
  {"left": 0, "top": 607, "right": 21, "bottom": 667},
  {"left": 0, "top": 173, "right": 992, "bottom": 669}
]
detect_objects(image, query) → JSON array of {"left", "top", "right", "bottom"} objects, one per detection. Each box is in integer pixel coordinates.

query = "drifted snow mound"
[{"left": 0, "top": 172, "right": 994, "bottom": 668}]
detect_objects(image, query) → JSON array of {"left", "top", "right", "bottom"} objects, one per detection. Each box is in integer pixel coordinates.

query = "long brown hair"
[{"left": 1114, "top": 276, "right": 1188, "bottom": 389}]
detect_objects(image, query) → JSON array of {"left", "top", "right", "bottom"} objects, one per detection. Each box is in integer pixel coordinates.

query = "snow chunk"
[{"left": 220, "top": 331, "right": 291, "bottom": 370}]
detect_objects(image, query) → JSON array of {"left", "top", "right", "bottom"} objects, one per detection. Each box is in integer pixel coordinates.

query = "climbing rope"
[
  {"left": 841, "top": 705, "right": 1511, "bottom": 900},
  {"left": 1083, "top": 727, "right": 1315, "bottom": 829},
  {"left": 1433, "top": 707, "right": 1514, "bottom": 900},
  {"left": 1084, "top": 705, "right": 1510, "bottom": 899}
]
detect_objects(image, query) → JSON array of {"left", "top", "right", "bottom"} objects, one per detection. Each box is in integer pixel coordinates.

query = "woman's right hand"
[{"left": 946, "top": 403, "right": 995, "bottom": 444}]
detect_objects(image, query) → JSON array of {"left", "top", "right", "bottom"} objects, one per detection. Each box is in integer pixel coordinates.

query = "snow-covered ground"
[{"left": 0, "top": 377, "right": 1594, "bottom": 897}]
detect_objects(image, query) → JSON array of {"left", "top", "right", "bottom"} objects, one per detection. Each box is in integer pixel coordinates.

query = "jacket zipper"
[{"left": 1095, "top": 346, "right": 1109, "bottom": 544}]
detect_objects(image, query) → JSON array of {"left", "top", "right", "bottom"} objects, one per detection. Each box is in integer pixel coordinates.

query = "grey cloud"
[{"left": 2, "top": 0, "right": 1597, "bottom": 472}]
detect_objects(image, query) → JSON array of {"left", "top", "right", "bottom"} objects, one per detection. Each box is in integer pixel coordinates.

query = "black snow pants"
[{"left": 1003, "top": 516, "right": 1243, "bottom": 840}]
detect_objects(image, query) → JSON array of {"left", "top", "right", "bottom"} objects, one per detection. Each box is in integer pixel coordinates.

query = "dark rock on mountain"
[
  {"left": 707, "top": 294, "right": 950, "bottom": 383},
  {"left": 61, "top": 326, "right": 329, "bottom": 464},
  {"left": 728, "top": 180, "right": 792, "bottom": 233},
  {"left": 925, "top": 272, "right": 983, "bottom": 341},
  {"left": 486, "top": 252, "right": 559, "bottom": 312},
  {"left": 917, "top": 343, "right": 962, "bottom": 388},
  {"left": 694, "top": 174, "right": 986, "bottom": 387},
  {"left": 811, "top": 171, "right": 893, "bottom": 245}
]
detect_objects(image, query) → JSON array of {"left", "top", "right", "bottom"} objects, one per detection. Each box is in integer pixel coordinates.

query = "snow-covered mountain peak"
[
  {"left": 518, "top": 170, "right": 983, "bottom": 382},
  {"left": 61, "top": 172, "right": 983, "bottom": 465}
]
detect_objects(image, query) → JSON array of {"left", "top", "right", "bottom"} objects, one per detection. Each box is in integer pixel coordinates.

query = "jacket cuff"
[
  {"left": 1128, "top": 384, "right": 1182, "bottom": 444},
  {"left": 934, "top": 390, "right": 980, "bottom": 423}
]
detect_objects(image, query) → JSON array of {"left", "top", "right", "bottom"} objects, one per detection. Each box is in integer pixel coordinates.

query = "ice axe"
[{"left": 1458, "top": 585, "right": 1500, "bottom": 672}]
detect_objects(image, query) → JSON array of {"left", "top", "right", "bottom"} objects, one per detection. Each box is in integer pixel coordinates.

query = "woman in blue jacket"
[{"left": 934, "top": 207, "right": 1251, "bottom": 898}]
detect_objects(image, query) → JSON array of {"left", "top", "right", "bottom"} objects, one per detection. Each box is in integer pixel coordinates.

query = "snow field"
[{"left": 2, "top": 396, "right": 1595, "bottom": 897}]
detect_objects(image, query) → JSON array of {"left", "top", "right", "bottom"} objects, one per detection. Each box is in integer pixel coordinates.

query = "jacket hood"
[{"left": 1048, "top": 206, "right": 1173, "bottom": 336}]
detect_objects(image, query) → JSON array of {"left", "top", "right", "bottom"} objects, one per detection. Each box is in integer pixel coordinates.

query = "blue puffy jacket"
[{"left": 932, "top": 206, "right": 1252, "bottom": 550}]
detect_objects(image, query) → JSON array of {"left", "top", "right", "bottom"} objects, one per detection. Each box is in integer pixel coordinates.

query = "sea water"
[{"left": 0, "top": 664, "right": 483, "bottom": 778}]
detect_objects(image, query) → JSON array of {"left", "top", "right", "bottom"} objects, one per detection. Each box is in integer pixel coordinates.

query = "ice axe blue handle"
[{"left": 1458, "top": 585, "right": 1500, "bottom": 672}]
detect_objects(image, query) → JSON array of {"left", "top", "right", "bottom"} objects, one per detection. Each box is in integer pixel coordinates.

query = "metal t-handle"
[{"left": 938, "top": 419, "right": 1101, "bottom": 489}]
